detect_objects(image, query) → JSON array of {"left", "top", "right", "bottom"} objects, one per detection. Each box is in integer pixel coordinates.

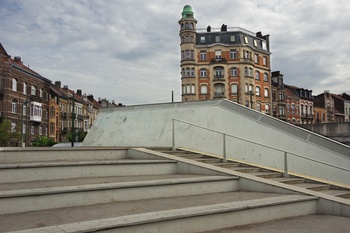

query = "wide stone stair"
[
  {"left": 0, "top": 147, "right": 322, "bottom": 233},
  {"left": 161, "top": 149, "right": 350, "bottom": 200}
]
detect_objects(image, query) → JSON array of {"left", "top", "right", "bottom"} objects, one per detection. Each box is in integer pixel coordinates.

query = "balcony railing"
[
  {"left": 210, "top": 57, "right": 227, "bottom": 63},
  {"left": 213, "top": 75, "right": 225, "bottom": 81},
  {"left": 30, "top": 115, "right": 41, "bottom": 122}
]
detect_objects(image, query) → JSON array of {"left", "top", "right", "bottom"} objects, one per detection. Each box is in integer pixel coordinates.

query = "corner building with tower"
[{"left": 179, "top": 5, "right": 272, "bottom": 113}]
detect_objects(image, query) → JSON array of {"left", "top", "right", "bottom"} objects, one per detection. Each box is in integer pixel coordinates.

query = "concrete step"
[
  {"left": 210, "top": 162, "right": 241, "bottom": 168},
  {"left": 0, "top": 175, "right": 239, "bottom": 215},
  {"left": 319, "top": 189, "right": 350, "bottom": 199},
  {"left": 292, "top": 183, "right": 331, "bottom": 191},
  {"left": 248, "top": 171, "right": 283, "bottom": 178},
  {"left": 228, "top": 166, "right": 261, "bottom": 173},
  {"left": 269, "top": 177, "right": 306, "bottom": 184},
  {"left": 0, "top": 193, "right": 317, "bottom": 233},
  {"left": 0, "top": 159, "right": 177, "bottom": 183},
  {"left": 194, "top": 158, "right": 223, "bottom": 163}
]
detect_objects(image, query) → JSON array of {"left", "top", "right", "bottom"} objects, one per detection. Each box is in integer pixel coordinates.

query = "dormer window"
[
  {"left": 200, "top": 36, "right": 205, "bottom": 43},
  {"left": 215, "top": 35, "right": 220, "bottom": 43}
]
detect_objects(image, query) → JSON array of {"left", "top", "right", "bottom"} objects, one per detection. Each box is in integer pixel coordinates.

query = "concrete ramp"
[{"left": 83, "top": 99, "right": 350, "bottom": 186}]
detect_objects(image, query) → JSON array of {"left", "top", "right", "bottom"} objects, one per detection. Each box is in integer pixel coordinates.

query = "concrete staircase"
[
  {"left": 0, "top": 147, "right": 321, "bottom": 233},
  {"left": 161, "top": 149, "right": 350, "bottom": 200}
]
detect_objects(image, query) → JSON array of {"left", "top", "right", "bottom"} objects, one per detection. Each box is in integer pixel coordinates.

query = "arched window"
[
  {"left": 12, "top": 78, "right": 17, "bottom": 91},
  {"left": 301, "top": 104, "right": 304, "bottom": 115},
  {"left": 31, "top": 86, "right": 36, "bottom": 95},
  {"left": 191, "top": 68, "right": 195, "bottom": 77},
  {"left": 12, "top": 99, "right": 18, "bottom": 113},
  {"left": 190, "top": 23, "right": 194, "bottom": 29},
  {"left": 264, "top": 73, "right": 268, "bottom": 81},
  {"left": 191, "top": 85, "right": 195, "bottom": 94},
  {"left": 244, "top": 67, "right": 248, "bottom": 76},
  {"left": 231, "top": 84, "right": 238, "bottom": 94},
  {"left": 181, "top": 23, "right": 184, "bottom": 29},
  {"left": 23, "top": 82, "right": 27, "bottom": 95},
  {"left": 245, "top": 84, "right": 249, "bottom": 93},
  {"left": 230, "top": 67, "right": 237, "bottom": 76},
  {"left": 265, "top": 104, "right": 270, "bottom": 114},
  {"left": 181, "top": 68, "right": 185, "bottom": 77},
  {"left": 291, "top": 104, "right": 295, "bottom": 114},
  {"left": 255, "top": 86, "right": 260, "bottom": 96},
  {"left": 200, "top": 85, "right": 208, "bottom": 95},
  {"left": 40, "top": 88, "right": 43, "bottom": 98},
  {"left": 249, "top": 84, "right": 253, "bottom": 92},
  {"left": 50, "top": 106, "right": 55, "bottom": 118},
  {"left": 186, "top": 67, "right": 191, "bottom": 77},
  {"left": 257, "top": 103, "right": 261, "bottom": 112},
  {"left": 264, "top": 88, "right": 269, "bottom": 97},
  {"left": 255, "top": 71, "right": 260, "bottom": 80},
  {"left": 185, "top": 22, "right": 189, "bottom": 29}
]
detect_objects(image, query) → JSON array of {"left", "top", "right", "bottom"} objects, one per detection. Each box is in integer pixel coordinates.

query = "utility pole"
[{"left": 172, "top": 90, "right": 174, "bottom": 103}]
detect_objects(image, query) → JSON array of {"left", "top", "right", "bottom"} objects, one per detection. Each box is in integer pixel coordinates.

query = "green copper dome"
[{"left": 182, "top": 5, "right": 194, "bottom": 19}]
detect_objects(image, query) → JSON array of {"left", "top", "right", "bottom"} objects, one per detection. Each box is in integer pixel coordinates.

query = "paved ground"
[{"left": 201, "top": 214, "right": 350, "bottom": 233}]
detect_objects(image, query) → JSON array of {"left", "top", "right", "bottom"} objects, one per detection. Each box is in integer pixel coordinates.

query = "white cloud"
[{"left": 1, "top": 0, "right": 350, "bottom": 104}]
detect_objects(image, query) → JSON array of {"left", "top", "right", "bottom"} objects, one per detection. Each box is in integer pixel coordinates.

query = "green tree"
[
  {"left": 32, "top": 135, "right": 56, "bottom": 147},
  {"left": 67, "top": 131, "right": 87, "bottom": 142},
  {"left": 0, "top": 119, "right": 21, "bottom": 147}
]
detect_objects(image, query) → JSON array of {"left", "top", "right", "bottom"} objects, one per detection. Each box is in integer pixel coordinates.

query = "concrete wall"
[
  {"left": 83, "top": 100, "right": 350, "bottom": 186},
  {"left": 301, "top": 123, "right": 350, "bottom": 145}
]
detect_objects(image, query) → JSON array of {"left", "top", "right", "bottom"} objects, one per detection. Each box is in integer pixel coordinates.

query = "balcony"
[
  {"left": 61, "top": 112, "right": 67, "bottom": 118},
  {"left": 242, "top": 58, "right": 254, "bottom": 64},
  {"left": 213, "top": 75, "right": 225, "bottom": 82},
  {"left": 30, "top": 115, "right": 41, "bottom": 122},
  {"left": 210, "top": 57, "right": 227, "bottom": 63},
  {"left": 77, "top": 115, "right": 83, "bottom": 121},
  {"left": 214, "top": 92, "right": 225, "bottom": 98}
]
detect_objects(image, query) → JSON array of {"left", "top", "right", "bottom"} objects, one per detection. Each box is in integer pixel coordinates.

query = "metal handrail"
[{"left": 172, "top": 118, "right": 350, "bottom": 177}]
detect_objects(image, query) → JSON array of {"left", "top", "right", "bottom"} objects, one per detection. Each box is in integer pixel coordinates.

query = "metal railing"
[{"left": 172, "top": 118, "right": 350, "bottom": 177}]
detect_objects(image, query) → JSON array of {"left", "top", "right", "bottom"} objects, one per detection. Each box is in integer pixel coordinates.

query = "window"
[
  {"left": 31, "top": 125, "right": 34, "bottom": 135},
  {"left": 184, "top": 50, "right": 194, "bottom": 60},
  {"left": 248, "top": 68, "right": 253, "bottom": 77},
  {"left": 244, "top": 36, "right": 248, "bottom": 43},
  {"left": 23, "top": 104, "right": 27, "bottom": 116},
  {"left": 191, "top": 84, "right": 195, "bottom": 94},
  {"left": 200, "top": 50, "right": 207, "bottom": 60},
  {"left": 244, "top": 67, "right": 248, "bottom": 76},
  {"left": 12, "top": 99, "right": 17, "bottom": 113},
  {"left": 191, "top": 68, "right": 194, "bottom": 77},
  {"left": 40, "top": 88, "right": 43, "bottom": 98},
  {"left": 12, "top": 78, "right": 17, "bottom": 91},
  {"left": 244, "top": 50, "right": 250, "bottom": 59},
  {"left": 200, "top": 68, "right": 207, "bottom": 78},
  {"left": 186, "top": 85, "right": 191, "bottom": 94},
  {"left": 200, "top": 36, "right": 205, "bottom": 43},
  {"left": 39, "top": 126, "right": 42, "bottom": 135},
  {"left": 254, "top": 54, "right": 258, "bottom": 63},
  {"left": 50, "top": 122, "right": 55, "bottom": 134},
  {"left": 291, "top": 104, "right": 295, "bottom": 114},
  {"left": 181, "top": 68, "right": 185, "bottom": 77},
  {"left": 245, "top": 84, "right": 249, "bottom": 93},
  {"left": 215, "top": 35, "right": 220, "bottom": 43},
  {"left": 186, "top": 67, "right": 191, "bottom": 77},
  {"left": 200, "top": 85, "right": 208, "bottom": 95},
  {"left": 230, "top": 35, "right": 236, "bottom": 43},
  {"left": 185, "top": 22, "right": 189, "bottom": 29},
  {"left": 255, "top": 71, "right": 260, "bottom": 80},
  {"left": 254, "top": 40, "right": 258, "bottom": 47},
  {"left": 249, "top": 84, "right": 253, "bottom": 92},
  {"left": 31, "top": 86, "right": 36, "bottom": 95},
  {"left": 50, "top": 106, "right": 55, "bottom": 118},
  {"left": 279, "top": 91, "right": 285, "bottom": 101},
  {"left": 257, "top": 103, "right": 261, "bottom": 112},
  {"left": 265, "top": 104, "right": 269, "bottom": 114},
  {"left": 263, "top": 56, "right": 267, "bottom": 66},
  {"left": 262, "top": 41, "right": 267, "bottom": 50},
  {"left": 230, "top": 67, "right": 237, "bottom": 76},
  {"left": 214, "top": 84, "right": 224, "bottom": 96},
  {"left": 23, "top": 123, "right": 26, "bottom": 134},
  {"left": 23, "top": 82, "right": 27, "bottom": 95},
  {"left": 230, "top": 50, "right": 237, "bottom": 59},
  {"left": 231, "top": 84, "right": 238, "bottom": 94},
  {"left": 215, "top": 50, "right": 222, "bottom": 59},
  {"left": 272, "top": 90, "right": 276, "bottom": 100},
  {"left": 263, "top": 73, "right": 268, "bottom": 81},
  {"left": 11, "top": 122, "right": 16, "bottom": 132},
  {"left": 264, "top": 88, "right": 269, "bottom": 97},
  {"left": 279, "top": 106, "right": 285, "bottom": 116},
  {"left": 255, "top": 86, "right": 260, "bottom": 96},
  {"left": 214, "top": 67, "right": 224, "bottom": 79}
]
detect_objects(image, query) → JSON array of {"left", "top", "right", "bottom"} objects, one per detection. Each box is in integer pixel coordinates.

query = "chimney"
[
  {"left": 87, "top": 94, "right": 94, "bottom": 102},
  {"left": 77, "top": 89, "right": 82, "bottom": 97},
  {"left": 63, "top": 85, "right": 69, "bottom": 93},
  {"left": 55, "top": 81, "right": 61, "bottom": 90},
  {"left": 14, "top": 56, "right": 22, "bottom": 64}
]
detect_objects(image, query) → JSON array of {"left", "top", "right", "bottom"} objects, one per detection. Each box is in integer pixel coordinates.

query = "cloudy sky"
[{"left": 1, "top": 0, "right": 350, "bottom": 105}]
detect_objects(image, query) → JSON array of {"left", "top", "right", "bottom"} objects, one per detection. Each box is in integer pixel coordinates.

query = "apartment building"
[
  {"left": 314, "top": 91, "right": 346, "bottom": 122},
  {"left": 271, "top": 71, "right": 286, "bottom": 121},
  {"left": 179, "top": 5, "right": 272, "bottom": 113},
  {"left": 0, "top": 43, "right": 51, "bottom": 146}
]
